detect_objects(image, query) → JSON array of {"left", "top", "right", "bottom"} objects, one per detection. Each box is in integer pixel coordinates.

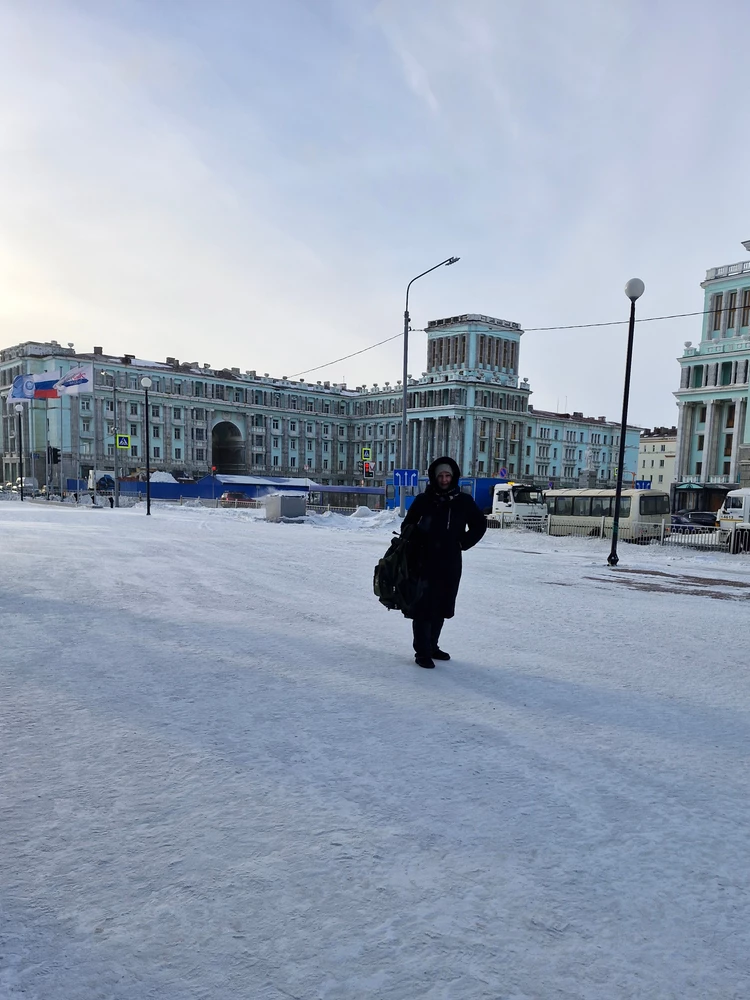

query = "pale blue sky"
[{"left": 1, "top": 0, "right": 749, "bottom": 426}]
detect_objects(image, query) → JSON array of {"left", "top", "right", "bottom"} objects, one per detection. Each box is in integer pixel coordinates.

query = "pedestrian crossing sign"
[
  {"left": 116, "top": 435, "right": 131, "bottom": 449},
  {"left": 361, "top": 447, "right": 372, "bottom": 461}
]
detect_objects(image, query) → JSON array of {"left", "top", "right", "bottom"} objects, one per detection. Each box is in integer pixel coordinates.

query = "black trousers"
[{"left": 412, "top": 617, "right": 445, "bottom": 657}]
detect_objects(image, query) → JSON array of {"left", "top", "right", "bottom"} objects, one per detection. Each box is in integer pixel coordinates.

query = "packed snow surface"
[{"left": 1, "top": 503, "right": 749, "bottom": 999}]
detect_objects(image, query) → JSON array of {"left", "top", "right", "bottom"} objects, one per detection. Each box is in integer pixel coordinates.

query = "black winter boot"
[
  {"left": 414, "top": 655, "right": 435, "bottom": 669},
  {"left": 432, "top": 648, "right": 450, "bottom": 660}
]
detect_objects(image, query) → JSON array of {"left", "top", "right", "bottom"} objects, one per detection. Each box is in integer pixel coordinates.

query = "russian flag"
[{"left": 33, "top": 372, "right": 61, "bottom": 398}]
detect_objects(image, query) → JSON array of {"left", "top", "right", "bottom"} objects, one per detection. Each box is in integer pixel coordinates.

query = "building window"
[
  {"left": 107, "top": 444, "right": 114, "bottom": 457},
  {"left": 151, "top": 405, "right": 160, "bottom": 418},
  {"left": 130, "top": 445, "right": 138, "bottom": 457},
  {"left": 196, "top": 448, "right": 204, "bottom": 461},
  {"left": 711, "top": 293, "right": 723, "bottom": 331},
  {"left": 80, "top": 399, "right": 91, "bottom": 411},
  {"left": 130, "top": 403, "right": 138, "bottom": 416},
  {"left": 82, "top": 420, "right": 90, "bottom": 432},
  {"left": 658, "top": 475, "right": 663, "bottom": 483},
  {"left": 726, "top": 291, "right": 738, "bottom": 329},
  {"left": 273, "top": 437, "right": 279, "bottom": 448},
  {"left": 174, "top": 428, "right": 181, "bottom": 440},
  {"left": 724, "top": 461, "right": 731, "bottom": 475},
  {"left": 153, "top": 446, "right": 160, "bottom": 458},
  {"left": 195, "top": 428, "right": 205, "bottom": 441},
  {"left": 724, "top": 434, "right": 733, "bottom": 457},
  {"left": 290, "top": 420, "right": 297, "bottom": 431},
  {"left": 175, "top": 448, "right": 182, "bottom": 460},
  {"left": 130, "top": 424, "right": 138, "bottom": 436},
  {"left": 742, "top": 289, "right": 750, "bottom": 327},
  {"left": 290, "top": 439, "right": 297, "bottom": 450},
  {"left": 695, "top": 461, "right": 702, "bottom": 475},
  {"left": 153, "top": 426, "right": 160, "bottom": 439},
  {"left": 272, "top": 419, "right": 279, "bottom": 430},
  {"left": 323, "top": 459, "right": 329, "bottom": 470},
  {"left": 727, "top": 403, "right": 736, "bottom": 428},
  {"left": 659, "top": 459, "right": 664, "bottom": 467},
  {"left": 697, "top": 434, "right": 704, "bottom": 451},
  {"left": 699, "top": 406, "right": 706, "bottom": 423},
  {"left": 290, "top": 457, "right": 296, "bottom": 467},
  {"left": 173, "top": 407, "right": 182, "bottom": 420},
  {"left": 273, "top": 455, "right": 279, "bottom": 467}
]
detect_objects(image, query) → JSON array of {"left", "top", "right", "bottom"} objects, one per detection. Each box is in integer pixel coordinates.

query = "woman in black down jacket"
[{"left": 401, "top": 456, "right": 487, "bottom": 669}]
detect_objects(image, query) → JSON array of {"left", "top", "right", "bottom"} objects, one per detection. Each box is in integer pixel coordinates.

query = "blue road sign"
[
  {"left": 393, "top": 468, "right": 419, "bottom": 488},
  {"left": 634, "top": 480, "right": 652, "bottom": 490},
  {"left": 499, "top": 467, "right": 508, "bottom": 478}
]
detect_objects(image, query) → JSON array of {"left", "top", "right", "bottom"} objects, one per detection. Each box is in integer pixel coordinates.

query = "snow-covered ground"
[{"left": 1, "top": 502, "right": 749, "bottom": 999}]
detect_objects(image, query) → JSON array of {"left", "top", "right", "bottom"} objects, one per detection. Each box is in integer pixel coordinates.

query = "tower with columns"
[{"left": 673, "top": 239, "right": 750, "bottom": 507}]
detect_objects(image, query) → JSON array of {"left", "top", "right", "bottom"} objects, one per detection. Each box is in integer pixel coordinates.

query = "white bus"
[
  {"left": 544, "top": 488, "right": 671, "bottom": 539},
  {"left": 491, "top": 482, "right": 546, "bottom": 525}
]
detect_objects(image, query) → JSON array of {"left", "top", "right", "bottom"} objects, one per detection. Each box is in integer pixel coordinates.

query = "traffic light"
[
  {"left": 363, "top": 461, "right": 374, "bottom": 479},
  {"left": 51, "top": 447, "right": 60, "bottom": 465}
]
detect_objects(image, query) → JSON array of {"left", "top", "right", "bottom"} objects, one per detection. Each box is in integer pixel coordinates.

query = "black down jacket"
[{"left": 400, "top": 456, "right": 487, "bottom": 620}]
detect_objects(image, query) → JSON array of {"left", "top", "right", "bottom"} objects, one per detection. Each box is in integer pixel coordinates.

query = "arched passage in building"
[{"left": 211, "top": 421, "right": 244, "bottom": 474}]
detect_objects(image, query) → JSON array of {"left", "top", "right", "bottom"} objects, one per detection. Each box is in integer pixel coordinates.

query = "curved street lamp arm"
[{"left": 405, "top": 257, "right": 460, "bottom": 314}]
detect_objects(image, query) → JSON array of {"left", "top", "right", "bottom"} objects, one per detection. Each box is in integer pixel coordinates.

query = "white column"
[
  {"left": 730, "top": 398, "right": 744, "bottom": 483},
  {"left": 701, "top": 401, "right": 716, "bottom": 482},
  {"left": 674, "top": 402, "right": 687, "bottom": 481}
]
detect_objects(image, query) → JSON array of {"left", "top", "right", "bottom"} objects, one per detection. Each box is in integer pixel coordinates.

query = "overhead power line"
[{"left": 289, "top": 308, "right": 711, "bottom": 379}]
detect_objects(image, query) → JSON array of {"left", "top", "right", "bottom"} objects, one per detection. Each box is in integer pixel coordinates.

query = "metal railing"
[{"left": 485, "top": 514, "right": 747, "bottom": 554}]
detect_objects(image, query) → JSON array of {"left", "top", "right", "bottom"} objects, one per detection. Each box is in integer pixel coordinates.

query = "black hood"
[{"left": 427, "top": 456, "right": 461, "bottom": 490}]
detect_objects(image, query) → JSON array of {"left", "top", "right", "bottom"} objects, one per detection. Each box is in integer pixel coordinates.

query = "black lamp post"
[
  {"left": 399, "top": 256, "right": 460, "bottom": 515},
  {"left": 608, "top": 278, "right": 645, "bottom": 567},
  {"left": 140, "top": 376, "right": 152, "bottom": 515},
  {"left": 14, "top": 403, "right": 24, "bottom": 501}
]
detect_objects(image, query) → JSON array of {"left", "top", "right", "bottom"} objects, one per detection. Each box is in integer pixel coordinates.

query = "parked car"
[
  {"left": 219, "top": 491, "right": 251, "bottom": 508},
  {"left": 670, "top": 510, "right": 717, "bottom": 532}
]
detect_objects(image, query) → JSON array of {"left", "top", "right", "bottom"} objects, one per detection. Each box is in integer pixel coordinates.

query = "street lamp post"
[
  {"left": 141, "top": 377, "right": 152, "bottom": 515},
  {"left": 399, "top": 256, "right": 460, "bottom": 515},
  {"left": 101, "top": 371, "right": 120, "bottom": 508},
  {"left": 14, "top": 403, "right": 24, "bottom": 501},
  {"left": 608, "top": 278, "right": 645, "bottom": 567}
]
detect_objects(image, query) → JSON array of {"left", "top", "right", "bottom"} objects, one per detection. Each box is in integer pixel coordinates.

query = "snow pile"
[
  {"left": 306, "top": 507, "right": 400, "bottom": 531},
  {"left": 149, "top": 471, "right": 178, "bottom": 483}
]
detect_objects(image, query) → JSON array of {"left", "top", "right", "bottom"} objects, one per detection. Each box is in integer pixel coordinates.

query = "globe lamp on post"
[
  {"left": 140, "top": 377, "right": 152, "bottom": 515},
  {"left": 608, "top": 278, "right": 645, "bottom": 567}
]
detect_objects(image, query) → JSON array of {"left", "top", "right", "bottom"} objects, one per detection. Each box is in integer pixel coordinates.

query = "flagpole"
[{"left": 44, "top": 399, "right": 50, "bottom": 498}]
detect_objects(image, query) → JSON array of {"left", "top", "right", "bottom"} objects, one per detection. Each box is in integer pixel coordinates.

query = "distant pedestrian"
[{"left": 401, "top": 456, "right": 486, "bottom": 668}]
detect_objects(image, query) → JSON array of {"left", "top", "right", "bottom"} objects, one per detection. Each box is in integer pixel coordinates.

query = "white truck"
[
  {"left": 491, "top": 482, "right": 547, "bottom": 526},
  {"left": 718, "top": 487, "right": 750, "bottom": 527}
]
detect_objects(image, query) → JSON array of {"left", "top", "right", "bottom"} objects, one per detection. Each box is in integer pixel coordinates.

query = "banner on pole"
[
  {"left": 7, "top": 371, "right": 61, "bottom": 403},
  {"left": 54, "top": 364, "right": 94, "bottom": 395}
]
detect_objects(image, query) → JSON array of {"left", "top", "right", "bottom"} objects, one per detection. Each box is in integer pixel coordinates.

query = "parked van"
[{"left": 14, "top": 476, "right": 39, "bottom": 495}]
